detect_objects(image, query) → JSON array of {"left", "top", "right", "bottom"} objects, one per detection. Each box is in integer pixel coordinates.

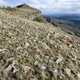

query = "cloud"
[
  {"left": 27, "top": 0, "right": 80, "bottom": 13},
  {"left": 0, "top": 0, "right": 8, "bottom": 6},
  {"left": 0, "top": 0, "right": 80, "bottom": 14}
]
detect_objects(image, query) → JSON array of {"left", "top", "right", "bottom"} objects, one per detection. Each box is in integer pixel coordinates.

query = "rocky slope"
[
  {"left": 1, "top": 4, "right": 41, "bottom": 20},
  {"left": 0, "top": 5, "right": 80, "bottom": 80}
]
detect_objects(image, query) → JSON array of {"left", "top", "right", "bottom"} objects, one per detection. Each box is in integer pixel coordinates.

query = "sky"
[{"left": 0, "top": 0, "right": 80, "bottom": 14}]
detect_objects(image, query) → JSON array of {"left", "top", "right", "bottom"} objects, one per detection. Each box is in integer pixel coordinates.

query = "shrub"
[
  {"left": 33, "top": 16, "right": 45, "bottom": 23},
  {"left": 75, "top": 32, "right": 80, "bottom": 37},
  {"left": 6, "top": 6, "right": 16, "bottom": 11}
]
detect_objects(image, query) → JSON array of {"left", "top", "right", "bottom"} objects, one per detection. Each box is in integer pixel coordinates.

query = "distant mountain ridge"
[{"left": 43, "top": 14, "right": 80, "bottom": 37}]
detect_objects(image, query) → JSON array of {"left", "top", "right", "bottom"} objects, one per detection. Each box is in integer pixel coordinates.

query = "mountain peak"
[{"left": 16, "top": 3, "right": 32, "bottom": 8}]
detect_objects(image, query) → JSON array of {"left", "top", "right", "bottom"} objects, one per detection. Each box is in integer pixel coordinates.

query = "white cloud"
[
  {"left": 0, "top": 0, "right": 6, "bottom": 5},
  {"left": 27, "top": 0, "right": 80, "bottom": 13},
  {"left": 0, "top": 0, "right": 80, "bottom": 13},
  {"left": 0, "top": 0, "right": 9, "bottom": 6}
]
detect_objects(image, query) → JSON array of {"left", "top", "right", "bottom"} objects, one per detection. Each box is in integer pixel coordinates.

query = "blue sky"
[{"left": 0, "top": 0, "right": 80, "bottom": 14}]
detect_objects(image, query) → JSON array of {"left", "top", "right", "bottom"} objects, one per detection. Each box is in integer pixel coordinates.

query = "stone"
[
  {"left": 65, "top": 68, "right": 71, "bottom": 76},
  {"left": 56, "top": 54, "right": 63, "bottom": 64},
  {"left": 25, "top": 42, "right": 30, "bottom": 48},
  {"left": 77, "top": 73, "right": 80, "bottom": 79}
]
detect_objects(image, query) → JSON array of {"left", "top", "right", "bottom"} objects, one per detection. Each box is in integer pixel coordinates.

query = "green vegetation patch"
[{"left": 33, "top": 16, "right": 45, "bottom": 23}]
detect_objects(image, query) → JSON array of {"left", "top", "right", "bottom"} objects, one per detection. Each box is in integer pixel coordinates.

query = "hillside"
[
  {"left": 43, "top": 15, "right": 80, "bottom": 37},
  {"left": 1, "top": 4, "right": 41, "bottom": 20},
  {"left": 0, "top": 4, "right": 80, "bottom": 80}
]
